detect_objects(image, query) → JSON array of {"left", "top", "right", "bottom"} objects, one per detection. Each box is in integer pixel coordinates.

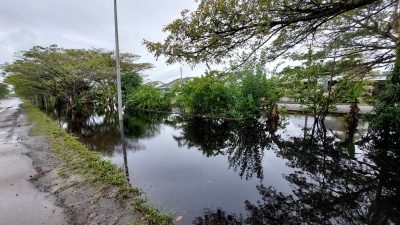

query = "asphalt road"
[
  {"left": 0, "top": 98, "right": 68, "bottom": 225},
  {"left": 278, "top": 103, "right": 373, "bottom": 115}
]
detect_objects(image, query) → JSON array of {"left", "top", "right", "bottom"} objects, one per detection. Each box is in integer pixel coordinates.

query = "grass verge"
[{"left": 23, "top": 103, "right": 173, "bottom": 225}]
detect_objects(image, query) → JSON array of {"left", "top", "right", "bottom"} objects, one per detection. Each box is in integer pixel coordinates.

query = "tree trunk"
[
  {"left": 268, "top": 103, "right": 279, "bottom": 133},
  {"left": 348, "top": 98, "right": 360, "bottom": 126}
]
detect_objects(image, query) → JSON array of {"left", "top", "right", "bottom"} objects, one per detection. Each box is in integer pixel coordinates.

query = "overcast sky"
[{"left": 0, "top": 0, "right": 210, "bottom": 83}]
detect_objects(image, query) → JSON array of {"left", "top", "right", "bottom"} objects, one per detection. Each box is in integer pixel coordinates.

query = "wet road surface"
[{"left": 0, "top": 98, "right": 68, "bottom": 225}]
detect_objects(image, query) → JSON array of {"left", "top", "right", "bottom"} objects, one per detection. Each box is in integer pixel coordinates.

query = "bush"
[
  {"left": 0, "top": 83, "right": 9, "bottom": 98},
  {"left": 177, "top": 76, "right": 230, "bottom": 115},
  {"left": 227, "top": 67, "right": 283, "bottom": 118},
  {"left": 126, "top": 85, "right": 171, "bottom": 111}
]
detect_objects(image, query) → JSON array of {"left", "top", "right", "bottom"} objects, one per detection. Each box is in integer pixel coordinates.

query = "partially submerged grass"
[
  {"left": 23, "top": 103, "right": 173, "bottom": 225},
  {"left": 24, "top": 102, "right": 134, "bottom": 197},
  {"left": 134, "top": 199, "right": 174, "bottom": 225}
]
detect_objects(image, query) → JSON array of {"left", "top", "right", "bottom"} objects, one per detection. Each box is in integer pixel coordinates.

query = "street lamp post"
[
  {"left": 114, "top": 0, "right": 123, "bottom": 122},
  {"left": 113, "top": 0, "right": 129, "bottom": 181}
]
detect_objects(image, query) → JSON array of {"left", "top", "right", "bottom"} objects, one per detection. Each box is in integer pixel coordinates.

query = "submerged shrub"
[
  {"left": 227, "top": 67, "right": 283, "bottom": 118},
  {"left": 177, "top": 76, "right": 231, "bottom": 115},
  {"left": 126, "top": 85, "right": 171, "bottom": 111}
]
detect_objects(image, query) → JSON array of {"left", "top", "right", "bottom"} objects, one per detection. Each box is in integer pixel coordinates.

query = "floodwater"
[{"left": 54, "top": 109, "right": 400, "bottom": 225}]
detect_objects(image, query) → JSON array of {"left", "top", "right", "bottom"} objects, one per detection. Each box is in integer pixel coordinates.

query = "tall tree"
[
  {"left": 4, "top": 45, "right": 152, "bottom": 110},
  {"left": 146, "top": 0, "right": 400, "bottom": 136},
  {"left": 145, "top": 0, "right": 397, "bottom": 68}
]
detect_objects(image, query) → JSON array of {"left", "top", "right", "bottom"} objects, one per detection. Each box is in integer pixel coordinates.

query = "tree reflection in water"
[
  {"left": 52, "top": 108, "right": 168, "bottom": 155},
  {"left": 174, "top": 117, "right": 281, "bottom": 180},
  {"left": 123, "top": 111, "right": 168, "bottom": 139},
  {"left": 186, "top": 116, "right": 399, "bottom": 225},
  {"left": 173, "top": 117, "right": 233, "bottom": 157},
  {"left": 243, "top": 121, "right": 399, "bottom": 225},
  {"left": 193, "top": 208, "right": 243, "bottom": 225},
  {"left": 49, "top": 107, "right": 399, "bottom": 224},
  {"left": 226, "top": 118, "right": 280, "bottom": 180}
]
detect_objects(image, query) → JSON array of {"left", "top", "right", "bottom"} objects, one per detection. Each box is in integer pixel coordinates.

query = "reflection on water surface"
[{"left": 53, "top": 109, "right": 399, "bottom": 225}]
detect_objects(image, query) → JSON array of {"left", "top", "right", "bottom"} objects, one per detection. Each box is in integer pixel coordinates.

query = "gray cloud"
[{"left": 0, "top": 0, "right": 206, "bottom": 82}]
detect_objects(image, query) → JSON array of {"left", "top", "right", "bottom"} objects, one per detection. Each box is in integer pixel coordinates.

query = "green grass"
[
  {"left": 134, "top": 199, "right": 173, "bottom": 225},
  {"left": 23, "top": 103, "right": 173, "bottom": 225}
]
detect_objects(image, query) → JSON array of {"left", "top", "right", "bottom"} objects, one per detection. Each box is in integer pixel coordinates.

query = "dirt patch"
[{"left": 22, "top": 116, "right": 140, "bottom": 225}]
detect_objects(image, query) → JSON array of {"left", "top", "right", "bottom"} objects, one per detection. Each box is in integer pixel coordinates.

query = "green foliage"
[
  {"left": 145, "top": 0, "right": 398, "bottom": 123},
  {"left": 0, "top": 83, "right": 9, "bottom": 98},
  {"left": 333, "top": 78, "right": 367, "bottom": 103},
  {"left": 280, "top": 62, "right": 327, "bottom": 112},
  {"left": 280, "top": 46, "right": 373, "bottom": 118},
  {"left": 126, "top": 85, "right": 172, "bottom": 111},
  {"left": 228, "top": 68, "right": 266, "bottom": 117},
  {"left": 122, "top": 72, "right": 143, "bottom": 98},
  {"left": 370, "top": 51, "right": 400, "bottom": 135},
  {"left": 172, "top": 67, "right": 284, "bottom": 118},
  {"left": 228, "top": 66, "right": 283, "bottom": 118},
  {"left": 4, "top": 45, "right": 152, "bottom": 109},
  {"left": 175, "top": 74, "right": 230, "bottom": 115},
  {"left": 134, "top": 199, "right": 173, "bottom": 225},
  {"left": 145, "top": 0, "right": 395, "bottom": 69}
]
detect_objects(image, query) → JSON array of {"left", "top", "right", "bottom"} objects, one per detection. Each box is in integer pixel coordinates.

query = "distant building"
[
  {"left": 321, "top": 71, "right": 389, "bottom": 96},
  {"left": 368, "top": 71, "right": 389, "bottom": 95}
]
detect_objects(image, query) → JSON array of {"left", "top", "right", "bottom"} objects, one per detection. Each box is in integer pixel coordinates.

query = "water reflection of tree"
[
  {"left": 91, "top": 111, "right": 167, "bottom": 154},
  {"left": 174, "top": 117, "right": 282, "bottom": 179},
  {"left": 173, "top": 117, "right": 234, "bottom": 156},
  {"left": 57, "top": 108, "right": 123, "bottom": 155},
  {"left": 53, "top": 108, "right": 168, "bottom": 155},
  {"left": 227, "top": 119, "right": 279, "bottom": 180},
  {"left": 242, "top": 124, "right": 400, "bottom": 225},
  {"left": 63, "top": 110, "right": 284, "bottom": 180},
  {"left": 123, "top": 111, "right": 168, "bottom": 138},
  {"left": 192, "top": 121, "right": 399, "bottom": 224},
  {"left": 193, "top": 208, "right": 243, "bottom": 225},
  {"left": 362, "top": 125, "right": 400, "bottom": 225}
]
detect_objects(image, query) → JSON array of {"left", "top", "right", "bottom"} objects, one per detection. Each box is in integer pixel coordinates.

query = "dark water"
[{"left": 55, "top": 109, "right": 400, "bottom": 225}]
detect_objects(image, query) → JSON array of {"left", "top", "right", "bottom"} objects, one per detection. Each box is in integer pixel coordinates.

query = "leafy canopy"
[
  {"left": 4, "top": 45, "right": 152, "bottom": 107},
  {"left": 145, "top": 0, "right": 398, "bottom": 70},
  {"left": 126, "top": 85, "right": 172, "bottom": 111}
]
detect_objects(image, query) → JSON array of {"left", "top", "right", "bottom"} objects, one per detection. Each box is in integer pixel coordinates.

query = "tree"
[
  {"left": 0, "top": 83, "right": 9, "bottom": 98},
  {"left": 176, "top": 74, "right": 231, "bottom": 115},
  {"left": 4, "top": 45, "right": 152, "bottom": 111},
  {"left": 122, "top": 72, "right": 143, "bottom": 99},
  {"left": 146, "top": 0, "right": 400, "bottom": 132},
  {"left": 145, "top": 0, "right": 397, "bottom": 67},
  {"left": 280, "top": 45, "right": 370, "bottom": 122},
  {"left": 146, "top": 0, "right": 400, "bottom": 110}
]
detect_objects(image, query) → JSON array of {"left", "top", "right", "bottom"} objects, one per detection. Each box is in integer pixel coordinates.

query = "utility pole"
[
  {"left": 114, "top": 0, "right": 129, "bottom": 181},
  {"left": 114, "top": 0, "right": 123, "bottom": 122}
]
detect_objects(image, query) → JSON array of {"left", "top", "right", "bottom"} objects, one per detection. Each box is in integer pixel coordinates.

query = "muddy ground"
[{"left": 0, "top": 98, "right": 137, "bottom": 225}]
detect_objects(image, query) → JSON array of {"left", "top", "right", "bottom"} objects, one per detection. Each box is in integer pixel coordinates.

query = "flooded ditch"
[{"left": 50, "top": 108, "right": 399, "bottom": 225}]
